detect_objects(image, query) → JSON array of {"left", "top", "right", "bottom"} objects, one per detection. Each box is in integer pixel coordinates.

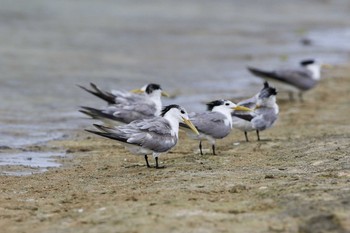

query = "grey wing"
[
  {"left": 112, "top": 102, "right": 157, "bottom": 123},
  {"left": 251, "top": 108, "right": 278, "bottom": 130},
  {"left": 232, "top": 96, "right": 257, "bottom": 120},
  {"left": 191, "top": 112, "right": 231, "bottom": 138},
  {"left": 237, "top": 95, "right": 258, "bottom": 108},
  {"left": 120, "top": 118, "right": 177, "bottom": 152},
  {"left": 274, "top": 69, "right": 316, "bottom": 90},
  {"left": 111, "top": 90, "right": 147, "bottom": 104}
]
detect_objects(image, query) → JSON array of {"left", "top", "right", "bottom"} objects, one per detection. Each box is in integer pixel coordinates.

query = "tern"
[
  {"left": 247, "top": 59, "right": 326, "bottom": 101},
  {"left": 79, "top": 83, "right": 169, "bottom": 125},
  {"left": 180, "top": 100, "right": 251, "bottom": 155},
  {"left": 232, "top": 82, "right": 278, "bottom": 141},
  {"left": 85, "top": 105, "right": 199, "bottom": 169}
]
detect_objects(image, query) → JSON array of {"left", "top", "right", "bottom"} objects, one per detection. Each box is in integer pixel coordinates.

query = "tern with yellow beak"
[
  {"left": 86, "top": 105, "right": 199, "bottom": 169},
  {"left": 180, "top": 99, "right": 251, "bottom": 155},
  {"left": 79, "top": 83, "right": 169, "bottom": 125},
  {"left": 247, "top": 59, "right": 330, "bottom": 101}
]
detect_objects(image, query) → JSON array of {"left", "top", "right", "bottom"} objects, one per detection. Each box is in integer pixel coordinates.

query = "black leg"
[
  {"left": 256, "top": 130, "right": 260, "bottom": 141},
  {"left": 212, "top": 144, "right": 216, "bottom": 155},
  {"left": 199, "top": 141, "right": 203, "bottom": 155},
  {"left": 288, "top": 92, "right": 294, "bottom": 101},
  {"left": 155, "top": 157, "right": 164, "bottom": 169},
  {"left": 155, "top": 157, "right": 159, "bottom": 168},
  {"left": 144, "top": 155, "right": 151, "bottom": 168},
  {"left": 244, "top": 131, "right": 249, "bottom": 142}
]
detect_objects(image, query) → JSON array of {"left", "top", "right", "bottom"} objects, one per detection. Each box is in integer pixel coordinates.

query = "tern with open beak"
[
  {"left": 85, "top": 105, "right": 199, "bottom": 169},
  {"left": 180, "top": 99, "right": 251, "bottom": 155}
]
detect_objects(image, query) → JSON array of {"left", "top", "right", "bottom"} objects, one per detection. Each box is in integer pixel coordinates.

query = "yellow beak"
[
  {"left": 130, "top": 89, "right": 144, "bottom": 94},
  {"left": 233, "top": 106, "right": 252, "bottom": 111},
  {"left": 161, "top": 91, "right": 170, "bottom": 97},
  {"left": 182, "top": 118, "right": 199, "bottom": 135}
]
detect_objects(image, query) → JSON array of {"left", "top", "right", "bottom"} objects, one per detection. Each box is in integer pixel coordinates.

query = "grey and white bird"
[
  {"left": 232, "top": 82, "right": 278, "bottom": 141},
  {"left": 79, "top": 83, "right": 169, "bottom": 125},
  {"left": 247, "top": 59, "right": 327, "bottom": 101},
  {"left": 180, "top": 100, "right": 251, "bottom": 155},
  {"left": 85, "top": 105, "right": 199, "bottom": 169}
]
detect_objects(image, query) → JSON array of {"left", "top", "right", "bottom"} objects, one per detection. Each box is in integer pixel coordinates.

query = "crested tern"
[
  {"left": 79, "top": 83, "right": 169, "bottom": 125},
  {"left": 232, "top": 82, "right": 278, "bottom": 141},
  {"left": 181, "top": 99, "right": 251, "bottom": 155},
  {"left": 247, "top": 59, "right": 326, "bottom": 101},
  {"left": 86, "top": 105, "right": 199, "bottom": 169}
]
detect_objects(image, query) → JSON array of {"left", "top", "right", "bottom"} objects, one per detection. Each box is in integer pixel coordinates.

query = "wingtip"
[
  {"left": 246, "top": 66, "right": 256, "bottom": 71},
  {"left": 90, "top": 82, "right": 99, "bottom": 90},
  {"left": 84, "top": 129, "right": 99, "bottom": 134},
  {"left": 92, "top": 123, "right": 113, "bottom": 132},
  {"left": 93, "top": 123, "right": 103, "bottom": 128},
  {"left": 77, "top": 84, "right": 88, "bottom": 91}
]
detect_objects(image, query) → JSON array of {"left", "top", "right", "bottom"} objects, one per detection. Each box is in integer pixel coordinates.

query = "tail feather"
[
  {"left": 79, "top": 106, "right": 120, "bottom": 122},
  {"left": 85, "top": 129, "right": 128, "bottom": 143},
  {"left": 85, "top": 129, "right": 142, "bottom": 147},
  {"left": 247, "top": 67, "right": 278, "bottom": 80},
  {"left": 78, "top": 83, "right": 116, "bottom": 104},
  {"left": 92, "top": 124, "right": 115, "bottom": 133}
]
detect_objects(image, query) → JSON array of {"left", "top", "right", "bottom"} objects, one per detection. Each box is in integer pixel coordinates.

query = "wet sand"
[{"left": 0, "top": 65, "right": 349, "bottom": 233}]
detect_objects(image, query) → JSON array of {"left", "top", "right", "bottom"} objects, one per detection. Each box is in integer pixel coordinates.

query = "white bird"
[
  {"left": 232, "top": 82, "right": 279, "bottom": 141},
  {"left": 85, "top": 105, "right": 199, "bottom": 169},
  {"left": 247, "top": 59, "right": 328, "bottom": 101},
  {"left": 180, "top": 100, "right": 251, "bottom": 155},
  {"left": 79, "top": 83, "right": 169, "bottom": 125}
]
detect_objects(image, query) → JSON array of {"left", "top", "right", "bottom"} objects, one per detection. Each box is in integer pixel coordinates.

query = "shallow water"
[
  {"left": 0, "top": 0, "right": 350, "bottom": 172},
  {"left": 0, "top": 151, "right": 65, "bottom": 176}
]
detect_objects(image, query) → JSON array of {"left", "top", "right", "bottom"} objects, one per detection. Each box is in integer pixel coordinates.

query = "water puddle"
[{"left": 0, "top": 151, "right": 65, "bottom": 176}]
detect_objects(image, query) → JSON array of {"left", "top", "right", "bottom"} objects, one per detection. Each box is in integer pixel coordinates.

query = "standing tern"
[
  {"left": 247, "top": 59, "right": 327, "bottom": 101},
  {"left": 79, "top": 83, "right": 169, "bottom": 125},
  {"left": 85, "top": 105, "right": 199, "bottom": 169},
  {"left": 232, "top": 82, "right": 278, "bottom": 141},
  {"left": 180, "top": 100, "right": 251, "bottom": 155}
]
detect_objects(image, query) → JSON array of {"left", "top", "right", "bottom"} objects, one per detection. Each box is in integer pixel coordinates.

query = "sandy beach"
[
  {"left": 1, "top": 1, "right": 350, "bottom": 232},
  {"left": 0, "top": 65, "right": 349, "bottom": 233}
]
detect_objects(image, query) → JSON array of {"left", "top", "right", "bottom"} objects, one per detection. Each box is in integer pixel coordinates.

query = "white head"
[
  {"left": 207, "top": 99, "right": 251, "bottom": 127},
  {"left": 161, "top": 104, "right": 189, "bottom": 122},
  {"left": 207, "top": 99, "right": 236, "bottom": 114},
  {"left": 207, "top": 99, "right": 251, "bottom": 114},
  {"left": 161, "top": 105, "right": 199, "bottom": 136},
  {"left": 133, "top": 83, "right": 168, "bottom": 116},
  {"left": 300, "top": 59, "right": 321, "bottom": 80},
  {"left": 135, "top": 83, "right": 169, "bottom": 98}
]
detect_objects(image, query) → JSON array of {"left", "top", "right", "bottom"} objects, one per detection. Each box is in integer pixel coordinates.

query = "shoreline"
[{"left": 0, "top": 65, "right": 350, "bottom": 232}]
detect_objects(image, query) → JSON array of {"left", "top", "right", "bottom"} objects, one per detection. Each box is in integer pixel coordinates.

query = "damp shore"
[{"left": 0, "top": 65, "right": 349, "bottom": 233}]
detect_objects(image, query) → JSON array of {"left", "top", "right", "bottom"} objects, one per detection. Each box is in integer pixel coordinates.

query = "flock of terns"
[{"left": 79, "top": 59, "right": 326, "bottom": 168}]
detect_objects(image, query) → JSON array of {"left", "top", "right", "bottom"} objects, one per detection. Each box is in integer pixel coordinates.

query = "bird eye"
[
  {"left": 180, "top": 110, "right": 185, "bottom": 114},
  {"left": 225, "top": 103, "right": 230, "bottom": 106}
]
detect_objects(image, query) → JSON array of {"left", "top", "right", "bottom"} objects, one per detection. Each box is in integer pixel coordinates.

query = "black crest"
[
  {"left": 259, "top": 81, "right": 277, "bottom": 98},
  {"left": 300, "top": 59, "right": 315, "bottom": 67},
  {"left": 161, "top": 104, "right": 181, "bottom": 117},
  {"left": 206, "top": 99, "right": 225, "bottom": 111},
  {"left": 145, "top": 83, "right": 162, "bottom": 94}
]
